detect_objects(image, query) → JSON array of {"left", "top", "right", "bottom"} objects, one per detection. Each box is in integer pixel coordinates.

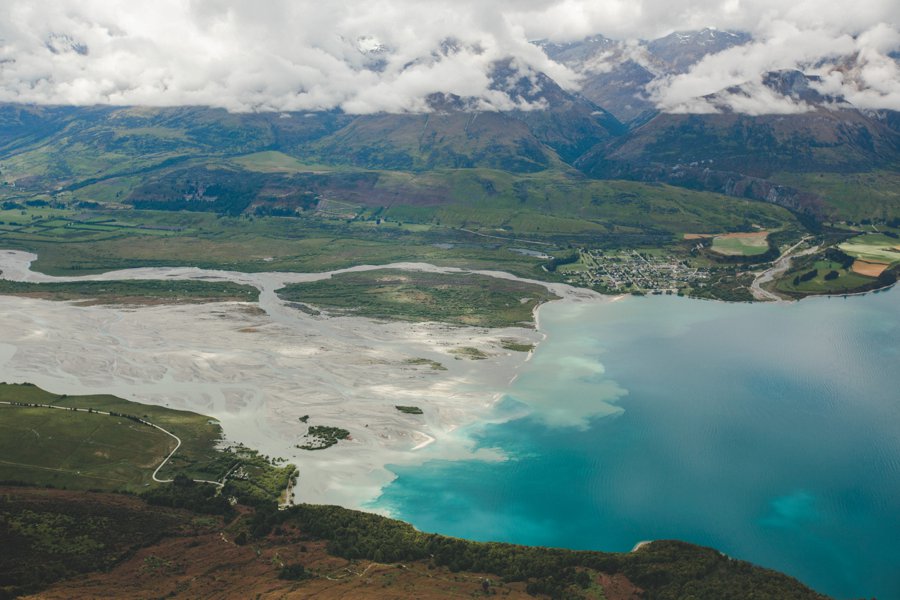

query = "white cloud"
[
  {"left": 0, "top": 0, "right": 566, "bottom": 112},
  {"left": 808, "top": 23, "right": 900, "bottom": 111},
  {"left": 647, "top": 27, "right": 851, "bottom": 113},
  {"left": 0, "top": 0, "right": 896, "bottom": 114},
  {"left": 645, "top": 14, "right": 900, "bottom": 114}
]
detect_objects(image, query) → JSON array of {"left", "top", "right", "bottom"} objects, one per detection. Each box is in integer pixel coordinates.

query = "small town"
[{"left": 564, "top": 249, "right": 713, "bottom": 293}]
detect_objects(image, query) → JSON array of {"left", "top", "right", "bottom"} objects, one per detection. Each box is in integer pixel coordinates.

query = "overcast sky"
[{"left": 0, "top": 0, "right": 897, "bottom": 114}]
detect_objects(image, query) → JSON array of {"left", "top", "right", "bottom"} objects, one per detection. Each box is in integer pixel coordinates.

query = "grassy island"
[{"left": 276, "top": 269, "right": 557, "bottom": 328}]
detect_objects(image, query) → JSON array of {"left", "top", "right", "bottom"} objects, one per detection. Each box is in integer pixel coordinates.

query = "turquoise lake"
[{"left": 374, "top": 286, "right": 900, "bottom": 599}]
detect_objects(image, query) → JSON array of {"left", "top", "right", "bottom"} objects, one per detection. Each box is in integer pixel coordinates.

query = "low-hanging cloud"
[
  {"left": 648, "top": 20, "right": 900, "bottom": 113},
  {"left": 0, "top": 0, "right": 897, "bottom": 114},
  {"left": 0, "top": 0, "right": 579, "bottom": 113}
]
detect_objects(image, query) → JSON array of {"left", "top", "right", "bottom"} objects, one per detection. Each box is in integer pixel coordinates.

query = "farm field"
[
  {"left": 852, "top": 260, "right": 889, "bottom": 277},
  {"left": 776, "top": 259, "right": 877, "bottom": 296},
  {"left": 711, "top": 231, "right": 770, "bottom": 256},
  {"left": 838, "top": 233, "right": 900, "bottom": 265}
]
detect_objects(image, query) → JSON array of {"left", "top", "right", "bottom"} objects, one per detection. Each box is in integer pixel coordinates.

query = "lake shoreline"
[{"left": 375, "top": 285, "right": 900, "bottom": 600}]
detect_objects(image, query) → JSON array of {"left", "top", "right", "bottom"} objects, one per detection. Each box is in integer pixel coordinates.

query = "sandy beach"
[{"left": 0, "top": 249, "right": 602, "bottom": 509}]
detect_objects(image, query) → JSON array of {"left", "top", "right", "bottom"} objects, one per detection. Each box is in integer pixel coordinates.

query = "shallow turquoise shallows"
[{"left": 373, "top": 286, "right": 900, "bottom": 600}]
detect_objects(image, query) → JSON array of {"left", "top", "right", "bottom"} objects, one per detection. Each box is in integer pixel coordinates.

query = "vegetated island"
[
  {"left": 0, "top": 279, "right": 259, "bottom": 305},
  {"left": 0, "top": 382, "right": 833, "bottom": 599},
  {"left": 276, "top": 269, "right": 558, "bottom": 328},
  {"left": 296, "top": 425, "right": 351, "bottom": 450}
]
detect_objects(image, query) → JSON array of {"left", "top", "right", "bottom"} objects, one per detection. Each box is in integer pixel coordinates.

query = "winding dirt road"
[{"left": 0, "top": 400, "right": 223, "bottom": 488}]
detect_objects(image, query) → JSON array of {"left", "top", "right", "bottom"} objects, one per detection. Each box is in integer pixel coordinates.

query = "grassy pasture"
[
  {"left": 0, "top": 405, "right": 173, "bottom": 491},
  {"left": 0, "top": 384, "right": 296, "bottom": 502},
  {"left": 711, "top": 232, "right": 770, "bottom": 256},
  {"left": 0, "top": 383, "right": 224, "bottom": 487},
  {"left": 838, "top": 234, "right": 900, "bottom": 265},
  {"left": 230, "top": 150, "right": 338, "bottom": 173}
]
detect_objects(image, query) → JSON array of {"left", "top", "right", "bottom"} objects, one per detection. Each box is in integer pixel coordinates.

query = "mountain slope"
[
  {"left": 310, "top": 111, "right": 557, "bottom": 172},
  {"left": 575, "top": 71, "right": 900, "bottom": 217},
  {"left": 3, "top": 486, "right": 833, "bottom": 600},
  {"left": 311, "top": 61, "right": 625, "bottom": 171},
  {"left": 540, "top": 28, "right": 751, "bottom": 123}
]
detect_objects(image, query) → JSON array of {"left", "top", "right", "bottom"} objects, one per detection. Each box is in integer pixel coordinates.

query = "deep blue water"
[{"left": 373, "top": 287, "right": 900, "bottom": 599}]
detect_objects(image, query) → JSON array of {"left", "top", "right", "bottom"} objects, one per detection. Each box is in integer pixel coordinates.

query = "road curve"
[{"left": 1, "top": 400, "right": 223, "bottom": 488}]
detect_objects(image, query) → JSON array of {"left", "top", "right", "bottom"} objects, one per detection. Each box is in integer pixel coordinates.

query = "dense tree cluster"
[
  {"left": 275, "top": 504, "right": 830, "bottom": 600},
  {"left": 142, "top": 475, "right": 233, "bottom": 517},
  {"left": 1, "top": 487, "right": 834, "bottom": 600},
  {"left": 823, "top": 247, "right": 855, "bottom": 270},
  {"left": 0, "top": 489, "right": 188, "bottom": 599},
  {"left": 544, "top": 251, "right": 579, "bottom": 272}
]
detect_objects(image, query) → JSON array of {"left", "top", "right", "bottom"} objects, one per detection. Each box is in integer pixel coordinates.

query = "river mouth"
[{"left": 0, "top": 250, "right": 562, "bottom": 508}]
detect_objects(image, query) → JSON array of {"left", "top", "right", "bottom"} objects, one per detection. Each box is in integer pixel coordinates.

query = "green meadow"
[
  {"left": 0, "top": 383, "right": 225, "bottom": 487},
  {"left": 839, "top": 233, "right": 900, "bottom": 265},
  {"left": 0, "top": 404, "right": 173, "bottom": 491},
  {"left": 776, "top": 259, "right": 876, "bottom": 296},
  {"left": 0, "top": 383, "right": 295, "bottom": 502},
  {"left": 711, "top": 234, "right": 770, "bottom": 256}
]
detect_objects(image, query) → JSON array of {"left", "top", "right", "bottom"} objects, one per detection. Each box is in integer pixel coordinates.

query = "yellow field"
[{"left": 851, "top": 260, "right": 889, "bottom": 277}]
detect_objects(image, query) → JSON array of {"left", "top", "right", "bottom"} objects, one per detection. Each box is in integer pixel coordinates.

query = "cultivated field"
[
  {"left": 839, "top": 234, "right": 900, "bottom": 265},
  {"left": 711, "top": 231, "right": 770, "bottom": 256},
  {"left": 851, "top": 260, "right": 889, "bottom": 277}
]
